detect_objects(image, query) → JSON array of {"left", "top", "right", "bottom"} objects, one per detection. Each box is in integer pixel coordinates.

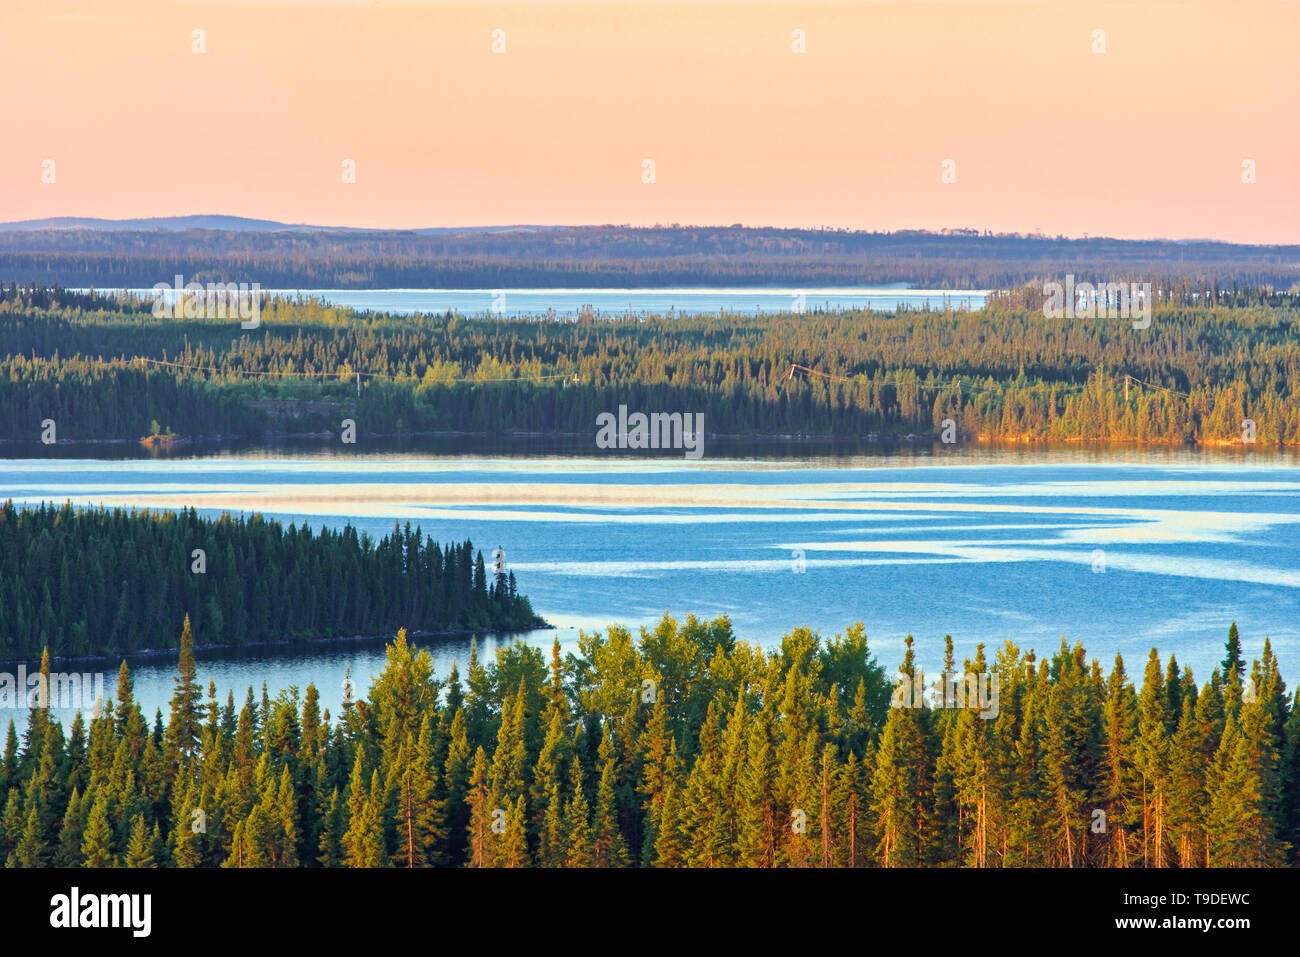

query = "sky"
[{"left": 1, "top": 0, "right": 1296, "bottom": 243}]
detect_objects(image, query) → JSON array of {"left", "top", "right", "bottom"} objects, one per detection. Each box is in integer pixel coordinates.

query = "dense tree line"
[
  {"left": 3, "top": 225, "right": 1300, "bottom": 288},
  {"left": 4, "top": 285, "right": 1300, "bottom": 444},
  {"left": 0, "top": 617, "right": 1294, "bottom": 868},
  {"left": 0, "top": 282, "right": 131, "bottom": 312},
  {"left": 10, "top": 253, "right": 1299, "bottom": 291},
  {"left": 0, "top": 501, "right": 542, "bottom": 659}
]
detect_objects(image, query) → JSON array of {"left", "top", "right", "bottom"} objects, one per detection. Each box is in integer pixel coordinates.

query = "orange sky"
[{"left": 1, "top": 0, "right": 1296, "bottom": 242}]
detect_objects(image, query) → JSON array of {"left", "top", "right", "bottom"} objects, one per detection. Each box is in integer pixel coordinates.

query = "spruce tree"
[
  {"left": 1134, "top": 649, "right": 1171, "bottom": 867},
  {"left": 165, "top": 615, "right": 204, "bottom": 767},
  {"left": 1223, "top": 623, "right": 1245, "bottom": 687},
  {"left": 1167, "top": 696, "right": 1207, "bottom": 867},
  {"left": 870, "top": 637, "right": 929, "bottom": 867},
  {"left": 503, "top": 794, "right": 528, "bottom": 868},
  {"left": 652, "top": 772, "right": 686, "bottom": 867},
  {"left": 275, "top": 764, "right": 299, "bottom": 867},
  {"left": 55, "top": 787, "right": 86, "bottom": 867},
  {"left": 80, "top": 791, "right": 115, "bottom": 867},
  {"left": 736, "top": 707, "right": 777, "bottom": 867},
  {"left": 562, "top": 751, "right": 594, "bottom": 868},
  {"left": 317, "top": 788, "right": 344, "bottom": 867},
  {"left": 465, "top": 747, "right": 491, "bottom": 868},
  {"left": 592, "top": 725, "right": 629, "bottom": 867},
  {"left": 1101, "top": 653, "right": 1138, "bottom": 867},
  {"left": 391, "top": 718, "right": 445, "bottom": 867},
  {"left": 124, "top": 813, "right": 156, "bottom": 867}
]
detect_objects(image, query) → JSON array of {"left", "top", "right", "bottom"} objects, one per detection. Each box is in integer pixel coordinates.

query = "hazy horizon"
[
  {"left": 4, "top": 0, "right": 1296, "bottom": 244},
  {"left": 2, "top": 215, "right": 1295, "bottom": 252}
]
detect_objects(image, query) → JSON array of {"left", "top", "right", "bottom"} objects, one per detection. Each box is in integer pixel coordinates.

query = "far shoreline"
[
  {"left": 0, "top": 429, "right": 1291, "bottom": 454},
  {"left": 0, "top": 621, "right": 555, "bottom": 670}
]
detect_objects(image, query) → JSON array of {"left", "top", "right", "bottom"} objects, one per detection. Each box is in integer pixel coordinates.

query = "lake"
[
  {"left": 2, "top": 445, "right": 1296, "bottom": 729},
  {"left": 84, "top": 286, "right": 989, "bottom": 317}
]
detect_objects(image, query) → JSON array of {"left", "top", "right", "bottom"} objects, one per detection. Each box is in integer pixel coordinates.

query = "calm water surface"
[{"left": 1, "top": 445, "right": 1296, "bottom": 728}]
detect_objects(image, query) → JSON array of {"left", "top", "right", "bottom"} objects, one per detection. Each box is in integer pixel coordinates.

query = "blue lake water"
[
  {"left": 1, "top": 446, "right": 1296, "bottom": 729},
  {"left": 86, "top": 286, "right": 988, "bottom": 317}
]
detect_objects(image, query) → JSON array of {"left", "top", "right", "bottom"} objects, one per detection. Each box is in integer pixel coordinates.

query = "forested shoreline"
[
  {"left": 0, "top": 616, "right": 1294, "bottom": 868},
  {"left": 0, "top": 501, "right": 543, "bottom": 661},
  {"left": 4, "top": 224, "right": 1300, "bottom": 289},
  {"left": 4, "top": 283, "right": 1300, "bottom": 446}
]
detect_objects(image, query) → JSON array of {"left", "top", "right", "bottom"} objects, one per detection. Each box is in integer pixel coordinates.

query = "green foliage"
[
  {"left": 0, "top": 617, "right": 1290, "bottom": 868},
  {"left": 0, "top": 502, "right": 544, "bottom": 659},
  {"left": 4, "top": 284, "right": 1300, "bottom": 445}
]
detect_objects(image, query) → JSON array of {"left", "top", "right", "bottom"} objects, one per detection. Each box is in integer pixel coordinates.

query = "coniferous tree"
[
  {"left": 562, "top": 751, "right": 594, "bottom": 868},
  {"left": 55, "top": 787, "right": 86, "bottom": 867},
  {"left": 1223, "top": 623, "right": 1245, "bottom": 687},
  {"left": 736, "top": 707, "right": 778, "bottom": 868},
  {"left": 1168, "top": 695, "right": 1207, "bottom": 868},
  {"left": 125, "top": 813, "right": 156, "bottom": 867},
  {"left": 80, "top": 791, "right": 115, "bottom": 868},
  {"left": 592, "top": 725, "right": 629, "bottom": 868},
  {"left": 465, "top": 747, "right": 491, "bottom": 868},
  {"left": 0, "top": 612, "right": 1292, "bottom": 871},
  {"left": 165, "top": 616, "right": 204, "bottom": 768},
  {"left": 317, "top": 788, "right": 344, "bottom": 867},
  {"left": 1101, "top": 653, "right": 1138, "bottom": 867},
  {"left": 532, "top": 710, "right": 569, "bottom": 865},
  {"left": 1134, "top": 650, "right": 1171, "bottom": 868},
  {"left": 391, "top": 717, "right": 445, "bottom": 867},
  {"left": 871, "top": 637, "right": 929, "bottom": 867}
]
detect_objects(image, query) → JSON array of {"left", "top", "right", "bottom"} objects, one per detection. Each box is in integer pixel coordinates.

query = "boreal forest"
[
  {"left": 4, "top": 282, "right": 1300, "bottom": 446},
  {"left": 2, "top": 224, "right": 1299, "bottom": 289},
  {"left": 0, "top": 615, "right": 1293, "bottom": 868},
  {"left": 0, "top": 502, "right": 542, "bottom": 660}
]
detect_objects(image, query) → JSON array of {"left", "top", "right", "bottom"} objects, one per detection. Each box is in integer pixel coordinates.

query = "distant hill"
[
  {"left": 0, "top": 215, "right": 320, "bottom": 233},
  {"left": 0, "top": 215, "right": 567, "bottom": 235}
]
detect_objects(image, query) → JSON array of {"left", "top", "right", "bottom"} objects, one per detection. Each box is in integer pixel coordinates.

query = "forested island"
[
  {"left": 0, "top": 502, "right": 543, "bottom": 661},
  {"left": 4, "top": 282, "right": 1300, "bottom": 446},
  {"left": 0, "top": 616, "right": 1294, "bottom": 868}
]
